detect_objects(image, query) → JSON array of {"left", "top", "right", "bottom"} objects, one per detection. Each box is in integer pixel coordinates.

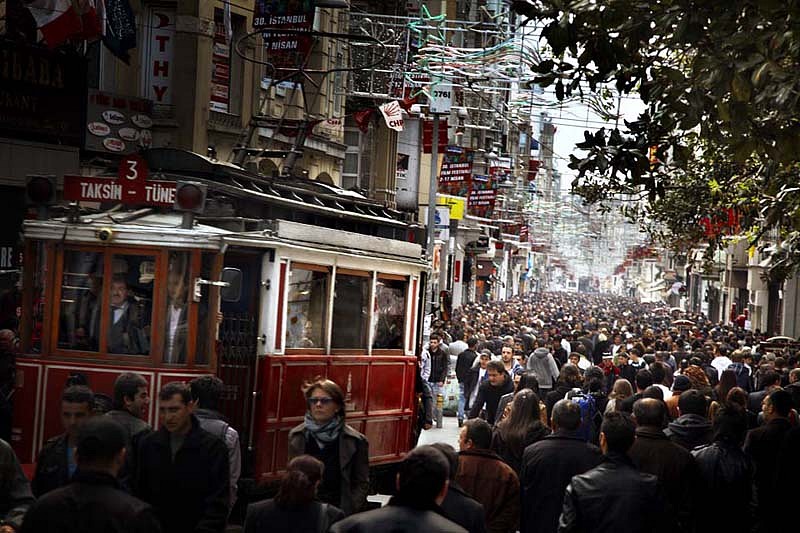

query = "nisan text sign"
[{"left": 64, "top": 176, "right": 177, "bottom": 206}]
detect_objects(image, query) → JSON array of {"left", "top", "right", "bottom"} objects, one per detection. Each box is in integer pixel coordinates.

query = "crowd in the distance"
[{"left": 408, "top": 292, "right": 800, "bottom": 533}]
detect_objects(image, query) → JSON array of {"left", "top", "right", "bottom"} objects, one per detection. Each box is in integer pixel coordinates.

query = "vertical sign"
[
  {"left": 210, "top": 15, "right": 231, "bottom": 113},
  {"left": 146, "top": 8, "right": 175, "bottom": 105}
]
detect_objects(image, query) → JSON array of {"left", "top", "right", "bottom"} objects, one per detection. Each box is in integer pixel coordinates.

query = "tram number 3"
[{"left": 117, "top": 154, "right": 149, "bottom": 183}]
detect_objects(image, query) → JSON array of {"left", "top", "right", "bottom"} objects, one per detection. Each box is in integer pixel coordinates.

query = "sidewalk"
[{"left": 418, "top": 414, "right": 462, "bottom": 449}]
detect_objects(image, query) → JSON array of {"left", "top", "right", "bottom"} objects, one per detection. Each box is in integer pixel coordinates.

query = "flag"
[
  {"left": 102, "top": 0, "right": 136, "bottom": 63},
  {"left": 379, "top": 101, "right": 404, "bottom": 131},
  {"left": 26, "top": 0, "right": 85, "bottom": 47},
  {"left": 354, "top": 108, "right": 375, "bottom": 133}
]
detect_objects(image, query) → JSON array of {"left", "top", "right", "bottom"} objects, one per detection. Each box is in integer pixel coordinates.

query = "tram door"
[{"left": 218, "top": 250, "right": 261, "bottom": 473}]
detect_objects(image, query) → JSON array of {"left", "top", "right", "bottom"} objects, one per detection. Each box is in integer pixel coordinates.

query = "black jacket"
[
  {"left": 243, "top": 499, "right": 344, "bottom": 533},
  {"left": 628, "top": 426, "right": 698, "bottom": 529},
  {"left": 31, "top": 434, "right": 70, "bottom": 498},
  {"left": 440, "top": 482, "right": 487, "bottom": 533},
  {"left": 520, "top": 433, "right": 602, "bottom": 533},
  {"left": 691, "top": 441, "right": 752, "bottom": 533},
  {"left": 330, "top": 496, "right": 466, "bottom": 533},
  {"left": 134, "top": 415, "right": 229, "bottom": 533},
  {"left": 464, "top": 367, "right": 483, "bottom": 410},
  {"left": 456, "top": 350, "right": 478, "bottom": 383},
  {"left": 0, "top": 438, "right": 34, "bottom": 530},
  {"left": 21, "top": 470, "right": 161, "bottom": 533},
  {"left": 428, "top": 347, "right": 450, "bottom": 383},
  {"left": 558, "top": 453, "right": 673, "bottom": 533},
  {"left": 664, "top": 413, "right": 713, "bottom": 451},
  {"left": 469, "top": 377, "right": 514, "bottom": 425},
  {"left": 744, "top": 417, "right": 793, "bottom": 528}
]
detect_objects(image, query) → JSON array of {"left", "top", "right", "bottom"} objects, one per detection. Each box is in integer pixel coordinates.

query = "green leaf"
[{"left": 731, "top": 73, "right": 752, "bottom": 102}]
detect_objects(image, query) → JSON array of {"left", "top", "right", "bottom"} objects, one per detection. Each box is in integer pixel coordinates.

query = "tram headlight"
[{"left": 96, "top": 228, "right": 114, "bottom": 242}]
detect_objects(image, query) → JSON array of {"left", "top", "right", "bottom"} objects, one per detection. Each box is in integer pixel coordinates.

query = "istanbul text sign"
[{"left": 64, "top": 176, "right": 177, "bottom": 206}]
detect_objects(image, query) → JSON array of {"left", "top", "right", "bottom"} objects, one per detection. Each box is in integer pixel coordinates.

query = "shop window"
[
  {"left": 58, "top": 251, "right": 104, "bottom": 352},
  {"left": 372, "top": 277, "right": 407, "bottom": 350},
  {"left": 331, "top": 272, "right": 370, "bottom": 349},
  {"left": 286, "top": 266, "right": 329, "bottom": 349},
  {"left": 107, "top": 255, "right": 154, "bottom": 355}
]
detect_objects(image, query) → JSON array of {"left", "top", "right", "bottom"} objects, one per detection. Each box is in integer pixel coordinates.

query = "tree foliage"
[{"left": 515, "top": 0, "right": 800, "bottom": 279}]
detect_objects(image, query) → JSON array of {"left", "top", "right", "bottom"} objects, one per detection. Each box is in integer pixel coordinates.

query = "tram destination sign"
[{"left": 63, "top": 175, "right": 177, "bottom": 206}]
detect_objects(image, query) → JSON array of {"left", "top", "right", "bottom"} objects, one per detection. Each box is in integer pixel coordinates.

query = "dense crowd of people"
[{"left": 0, "top": 289, "right": 799, "bottom": 532}]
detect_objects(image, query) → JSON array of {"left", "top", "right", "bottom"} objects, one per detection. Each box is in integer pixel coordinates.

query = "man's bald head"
[{"left": 632, "top": 398, "right": 666, "bottom": 428}]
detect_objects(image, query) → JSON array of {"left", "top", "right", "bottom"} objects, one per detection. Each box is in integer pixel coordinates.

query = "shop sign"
[
  {"left": 145, "top": 9, "right": 175, "bottom": 104},
  {"left": 254, "top": 0, "right": 316, "bottom": 70},
  {"left": 85, "top": 90, "right": 153, "bottom": 154},
  {"left": 0, "top": 39, "right": 86, "bottom": 146}
]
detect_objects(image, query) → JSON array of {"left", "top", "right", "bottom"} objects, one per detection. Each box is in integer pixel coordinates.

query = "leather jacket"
[
  {"left": 691, "top": 441, "right": 752, "bottom": 533},
  {"left": 559, "top": 452, "right": 674, "bottom": 533}
]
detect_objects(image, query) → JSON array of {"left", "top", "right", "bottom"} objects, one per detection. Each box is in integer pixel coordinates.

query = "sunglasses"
[{"left": 308, "top": 397, "right": 335, "bottom": 406}]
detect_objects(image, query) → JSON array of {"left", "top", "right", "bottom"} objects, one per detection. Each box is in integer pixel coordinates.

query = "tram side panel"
[{"left": 251, "top": 354, "right": 417, "bottom": 483}]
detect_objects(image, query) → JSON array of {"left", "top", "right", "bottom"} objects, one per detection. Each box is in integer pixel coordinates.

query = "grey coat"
[
  {"left": 527, "top": 348, "right": 559, "bottom": 390},
  {"left": 288, "top": 423, "right": 369, "bottom": 516}
]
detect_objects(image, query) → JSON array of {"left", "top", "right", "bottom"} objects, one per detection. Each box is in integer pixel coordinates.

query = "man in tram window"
[
  {"left": 108, "top": 275, "right": 149, "bottom": 355},
  {"left": 164, "top": 269, "right": 189, "bottom": 364},
  {"left": 32, "top": 385, "right": 95, "bottom": 497},
  {"left": 74, "top": 273, "right": 102, "bottom": 350}
]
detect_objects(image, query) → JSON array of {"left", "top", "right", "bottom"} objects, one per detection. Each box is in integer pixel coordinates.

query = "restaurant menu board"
[
  {"left": 85, "top": 90, "right": 153, "bottom": 154},
  {"left": 210, "top": 21, "right": 231, "bottom": 113}
]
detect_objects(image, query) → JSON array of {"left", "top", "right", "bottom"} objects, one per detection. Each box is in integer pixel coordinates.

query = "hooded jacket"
[
  {"left": 664, "top": 414, "right": 713, "bottom": 451},
  {"left": 526, "top": 348, "right": 559, "bottom": 390}
]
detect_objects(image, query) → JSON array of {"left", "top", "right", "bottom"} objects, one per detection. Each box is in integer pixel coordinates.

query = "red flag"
[
  {"left": 398, "top": 93, "right": 419, "bottom": 112},
  {"left": 26, "top": 0, "right": 102, "bottom": 47},
  {"left": 354, "top": 108, "right": 375, "bottom": 133}
]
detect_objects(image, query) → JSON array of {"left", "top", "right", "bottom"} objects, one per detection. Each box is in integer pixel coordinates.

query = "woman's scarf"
[{"left": 304, "top": 412, "right": 343, "bottom": 445}]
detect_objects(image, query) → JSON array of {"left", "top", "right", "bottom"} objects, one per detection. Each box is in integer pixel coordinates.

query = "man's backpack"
[{"left": 566, "top": 388, "right": 599, "bottom": 442}]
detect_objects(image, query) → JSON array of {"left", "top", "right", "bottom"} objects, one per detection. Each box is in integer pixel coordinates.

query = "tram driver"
[{"left": 108, "top": 275, "right": 149, "bottom": 355}]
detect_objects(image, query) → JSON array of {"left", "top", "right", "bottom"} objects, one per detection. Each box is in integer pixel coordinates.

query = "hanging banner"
[
  {"left": 254, "top": 0, "right": 316, "bottom": 70},
  {"left": 468, "top": 174, "right": 497, "bottom": 218},
  {"left": 378, "top": 101, "right": 404, "bottom": 131},
  {"left": 145, "top": 8, "right": 175, "bottom": 105},
  {"left": 437, "top": 145, "right": 473, "bottom": 197},
  {"left": 422, "top": 118, "right": 448, "bottom": 153}
]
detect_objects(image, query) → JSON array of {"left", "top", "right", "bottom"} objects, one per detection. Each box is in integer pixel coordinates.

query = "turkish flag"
[
  {"left": 26, "top": 0, "right": 102, "bottom": 47},
  {"left": 354, "top": 108, "right": 375, "bottom": 133}
]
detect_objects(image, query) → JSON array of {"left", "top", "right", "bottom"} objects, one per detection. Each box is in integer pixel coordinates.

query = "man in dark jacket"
[
  {"left": 469, "top": 361, "right": 514, "bottom": 425},
  {"left": 32, "top": 386, "right": 95, "bottom": 497},
  {"left": 0, "top": 330, "right": 16, "bottom": 444},
  {"left": 520, "top": 400, "right": 601, "bottom": 533},
  {"left": 629, "top": 398, "right": 698, "bottom": 530},
  {"left": 330, "top": 446, "right": 466, "bottom": 533},
  {"left": 558, "top": 412, "right": 673, "bottom": 533},
  {"left": 21, "top": 417, "right": 161, "bottom": 533},
  {"left": 425, "top": 334, "right": 450, "bottom": 428},
  {"left": 616, "top": 369, "right": 652, "bottom": 413},
  {"left": 691, "top": 405, "right": 752, "bottom": 533},
  {"left": 456, "top": 419, "right": 519, "bottom": 533},
  {"left": 456, "top": 337, "right": 479, "bottom": 427},
  {"left": 748, "top": 371, "right": 781, "bottom": 413},
  {"left": 664, "top": 389, "right": 713, "bottom": 450},
  {"left": 106, "top": 373, "right": 151, "bottom": 489},
  {"left": 0, "top": 438, "right": 33, "bottom": 532},
  {"left": 744, "top": 389, "right": 793, "bottom": 532},
  {"left": 432, "top": 443, "right": 487, "bottom": 533},
  {"left": 134, "top": 382, "right": 229, "bottom": 533}
]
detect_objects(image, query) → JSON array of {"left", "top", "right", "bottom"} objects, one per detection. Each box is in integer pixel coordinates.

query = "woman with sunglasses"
[{"left": 288, "top": 378, "right": 369, "bottom": 516}]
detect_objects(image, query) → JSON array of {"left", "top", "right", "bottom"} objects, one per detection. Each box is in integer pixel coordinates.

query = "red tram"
[{"left": 12, "top": 149, "right": 427, "bottom": 492}]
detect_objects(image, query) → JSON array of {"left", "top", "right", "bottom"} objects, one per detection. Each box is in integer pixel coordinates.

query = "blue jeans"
[
  {"left": 430, "top": 382, "right": 444, "bottom": 426},
  {"left": 457, "top": 382, "right": 466, "bottom": 420}
]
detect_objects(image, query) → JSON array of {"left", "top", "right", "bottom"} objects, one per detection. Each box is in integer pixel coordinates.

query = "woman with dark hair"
[
  {"left": 709, "top": 369, "right": 738, "bottom": 420},
  {"left": 491, "top": 389, "right": 550, "bottom": 474},
  {"left": 495, "top": 370, "right": 541, "bottom": 427},
  {"left": 288, "top": 379, "right": 369, "bottom": 515},
  {"left": 691, "top": 405, "right": 752, "bottom": 533},
  {"left": 243, "top": 455, "right": 345, "bottom": 533},
  {"left": 721, "top": 387, "right": 759, "bottom": 429},
  {"left": 545, "top": 364, "right": 583, "bottom": 423}
]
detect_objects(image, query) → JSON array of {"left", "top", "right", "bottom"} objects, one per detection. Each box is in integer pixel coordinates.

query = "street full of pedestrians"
[{"left": 1, "top": 291, "right": 799, "bottom": 532}]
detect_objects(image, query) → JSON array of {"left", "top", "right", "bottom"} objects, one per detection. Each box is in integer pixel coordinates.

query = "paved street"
[{"left": 418, "top": 414, "right": 462, "bottom": 449}]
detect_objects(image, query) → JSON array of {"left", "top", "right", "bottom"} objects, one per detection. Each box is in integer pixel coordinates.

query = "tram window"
[
  {"left": 30, "top": 242, "right": 47, "bottom": 353},
  {"left": 195, "top": 253, "right": 215, "bottom": 365},
  {"left": 331, "top": 273, "right": 370, "bottom": 349},
  {"left": 164, "top": 252, "right": 190, "bottom": 364},
  {"left": 372, "top": 278, "right": 407, "bottom": 350},
  {"left": 286, "top": 267, "right": 328, "bottom": 349},
  {"left": 58, "top": 251, "right": 103, "bottom": 352},
  {"left": 107, "top": 255, "right": 153, "bottom": 355}
]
